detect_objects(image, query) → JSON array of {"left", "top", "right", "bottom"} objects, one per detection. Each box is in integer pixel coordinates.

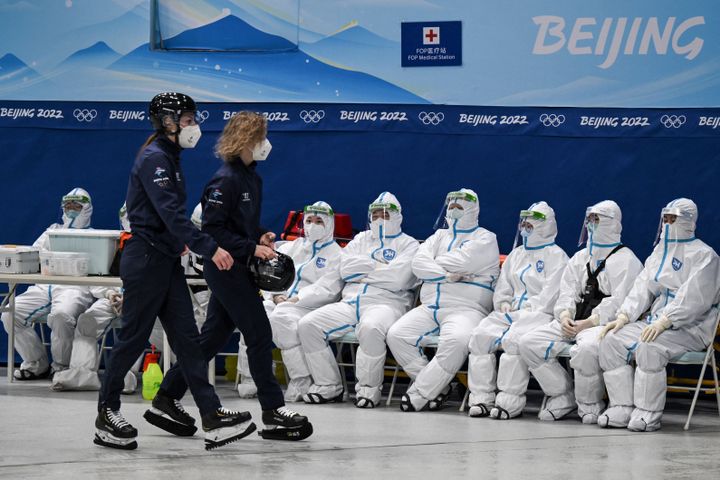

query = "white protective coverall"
[
  {"left": 2, "top": 188, "right": 94, "bottom": 378},
  {"left": 467, "top": 201, "right": 568, "bottom": 418},
  {"left": 387, "top": 189, "right": 500, "bottom": 411},
  {"left": 599, "top": 198, "right": 720, "bottom": 431},
  {"left": 258, "top": 202, "right": 343, "bottom": 402},
  {"left": 519, "top": 200, "right": 643, "bottom": 422},
  {"left": 298, "top": 192, "right": 419, "bottom": 406}
]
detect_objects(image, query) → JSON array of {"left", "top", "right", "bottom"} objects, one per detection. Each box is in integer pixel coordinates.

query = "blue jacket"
[
  {"left": 126, "top": 135, "right": 217, "bottom": 258},
  {"left": 201, "top": 159, "right": 267, "bottom": 263}
]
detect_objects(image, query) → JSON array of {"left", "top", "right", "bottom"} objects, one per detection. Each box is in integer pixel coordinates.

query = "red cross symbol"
[{"left": 425, "top": 29, "right": 437, "bottom": 43}]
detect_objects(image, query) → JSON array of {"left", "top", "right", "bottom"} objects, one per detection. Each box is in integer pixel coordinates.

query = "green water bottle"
[{"left": 142, "top": 360, "right": 163, "bottom": 401}]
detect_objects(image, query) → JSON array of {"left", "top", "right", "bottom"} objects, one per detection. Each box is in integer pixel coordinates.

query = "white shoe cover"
[{"left": 597, "top": 405, "right": 633, "bottom": 428}]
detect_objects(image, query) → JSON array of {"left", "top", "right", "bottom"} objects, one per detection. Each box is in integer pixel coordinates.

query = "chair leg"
[
  {"left": 711, "top": 353, "right": 720, "bottom": 417},
  {"left": 386, "top": 366, "right": 399, "bottom": 407},
  {"left": 539, "top": 395, "right": 548, "bottom": 418},
  {"left": 208, "top": 358, "right": 216, "bottom": 386},
  {"left": 459, "top": 389, "right": 469, "bottom": 412},
  {"left": 684, "top": 348, "right": 713, "bottom": 430}
]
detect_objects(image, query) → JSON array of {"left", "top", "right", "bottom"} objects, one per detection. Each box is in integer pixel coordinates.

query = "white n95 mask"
[
  {"left": 252, "top": 139, "right": 272, "bottom": 161},
  {"left": 446, "top": 207, "right": 464, "bottom": 221},
  {"left": 178, "top": 124, "right": 202, "bottom": 149},
  {"left": 304, "top": 223, "right": 325, "bottom": 242}
]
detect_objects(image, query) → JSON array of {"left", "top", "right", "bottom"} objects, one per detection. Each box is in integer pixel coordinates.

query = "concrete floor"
[{"left": 1, "top": 372, "right": 719, "bottom": 479}]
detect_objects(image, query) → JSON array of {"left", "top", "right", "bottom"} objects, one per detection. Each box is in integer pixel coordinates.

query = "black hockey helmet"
[
  {"left": 248, "top": 251, "right": 295, "bottom": 292},
  {"left": 149, "top": 92, "right": 196, "bottom": 130}
]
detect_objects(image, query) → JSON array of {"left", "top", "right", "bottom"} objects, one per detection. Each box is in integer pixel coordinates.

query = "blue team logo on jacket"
[
  {"left": 383, "top": 249, "right": 397, "bottom": 262},
  {"left": 316, "top": 257, "right": 327, "bottom": 268},
  {"left": 207, "top": 188, "right": 223, "bottom": 205},
  {"left": 536, "top": 260, "right": 544, "bottom": 273},
  {"left": 153, "top": 167, "right": 170, "bottom": 188},
  {"left": 672, "top": 257, "right": 683, "bottom": 271}
]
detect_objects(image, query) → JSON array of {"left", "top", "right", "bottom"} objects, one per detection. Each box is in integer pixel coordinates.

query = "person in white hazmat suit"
[
  {"left": 467, "top": 202, "right": 568, "bottom": 419},
  {"left": 50, "top": 203, "right": 161, "bottom": 393},
  {"left": 387, "top": 189, "right": 500, "bottom": 412},
  {"left": 519, "top": 200, "right": 643, "bottom": 422},
  {"left": 2, "top": 188, "right": 94, "bottom": 380},
  {"left": 298, "top": 192, "right": 419, "bottom": 407},
  {"left": 254, "top": 201, "right": 343, "bottom": 402},
  {"left": 598, "top": 198, "right": 720, "bottom": 431}
]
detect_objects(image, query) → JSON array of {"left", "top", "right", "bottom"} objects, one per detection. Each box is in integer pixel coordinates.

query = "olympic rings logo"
[
  {"left": 73, "top": 109, "right": 97, "bottom": 122},
  {"left": 418, "top": 111, "right": 444, "bottom": 125},
  {"left": 299, "top": 110, "right": 325, "bottom": 123},
  {"left": 539, "top": 113, "right": 565, "bottom": 127},
  {"left": 660, "top": 114, "right": 686, "bottom": 129},
  {"left": 196, "top": 110, "right": 209, "bottom": 124}
]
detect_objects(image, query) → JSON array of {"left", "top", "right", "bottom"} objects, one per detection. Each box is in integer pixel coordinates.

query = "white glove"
[
  {"left": 499, "top": 303, "right": 512, "bottom": 314},
  {"left": 600, "top": 312, "right": 630, "bottom": 339},
  {"left": 640, "top": 315, "right": 672, "bottom": 343},
  {"left": 446, "top": 273, "right": 465, "bottom": 283},
  {"left": 586, "top": 313, "right": 600, "bottom": 327},
  {"left": 559, "top": 310, "right": 575, "bottom": 338},
  {"left": 105, "top": 291, "right": 123, "bottom": 315}
]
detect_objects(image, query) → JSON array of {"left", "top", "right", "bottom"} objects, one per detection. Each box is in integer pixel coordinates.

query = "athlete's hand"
[
  {"left": 212, "top": 247, "right": 234, "bottom": 270},
  {"left": 259, "top": 232, "right": 276, "bottom": 248},
  {"left": 255, "top": 245, "right": 277, "bottom": 261}
]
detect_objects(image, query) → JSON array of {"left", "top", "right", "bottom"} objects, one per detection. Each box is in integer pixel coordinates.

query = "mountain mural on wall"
[
  {"left": 0, "top": 14, "right": 426, "bottom": 102},
  {"left": 303, "top": 22, "right": 398, "bottom": 74},
  {"left": 107, "top": 15, "right": 426, "bottom": 102},
  {"left": 59, "top": 41, "right": 121, "bottom": 69},
  {"left": 157, "top": 14, "right": 296, "bottom": 51},
  {"left": 0, "top": 53, "right": 40, "bottom": 85}
]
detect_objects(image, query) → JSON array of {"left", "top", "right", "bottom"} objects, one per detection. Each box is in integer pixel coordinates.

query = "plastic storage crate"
[
  {"left": 47, "top": 229, "right": 121, "bottom": 275},
  {"left": 40, "top": 251, "right": 89, "bottom": 276},
  {"left": 0, "top": 246, "right": 40, "bottom": 274}
]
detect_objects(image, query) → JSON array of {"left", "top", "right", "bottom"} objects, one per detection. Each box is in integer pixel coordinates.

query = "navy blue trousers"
[
  {"left": 98, "top": 237, "right": 220, "bottom": 416},
  {"left": 160, "top": 260, "right": 285, "bottom": 411}
]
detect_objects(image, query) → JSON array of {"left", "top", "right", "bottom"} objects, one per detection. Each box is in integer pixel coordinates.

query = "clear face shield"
[
  {"left": 303, "top": 204, "right": 332, "bottom": 241},
  {"left": 433, "top": 190, "right": 478, "bottom": 230},
  {"left": 577, "top": 209, "right": 608, "bottom": 247},
  {"left": 653, "top": 206, "right": 683, "bottom": 245},
  {"left": 61, "top": 194, "right": 89, "bottom": 220},
  {"left": 512, "top": 209, "right": 547, "bottom": 249},
  {"left": 368, "top": 201, "right": 399, "bottom": 239}
]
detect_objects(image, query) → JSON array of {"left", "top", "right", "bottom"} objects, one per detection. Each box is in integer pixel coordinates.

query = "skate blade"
[
  {"left": 144, "top": 409, "right": 197, "bottom": 437},
  {"left": 258, "top": 422, "right": 313, "bottom": 441},
  {"left": 204, "top": 421, "right": 256, "bottom": 451},
  {"left": 94, "top": 431, "right": 138, "bottom": 450}
]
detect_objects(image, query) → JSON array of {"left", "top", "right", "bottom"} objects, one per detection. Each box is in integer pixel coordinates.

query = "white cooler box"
[
  {"left": 40, "top": 251, "right": 90, "bottom": 277},
  {"left": 47, "top": 229, "right": 121, "bottom": 275},
  {"left": 0, "top": 245, "right": 40, "bottom": 274}
]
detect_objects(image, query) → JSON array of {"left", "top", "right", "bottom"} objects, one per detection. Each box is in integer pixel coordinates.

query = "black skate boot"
[
  {"left": 258, "top": 406, "right": 313, "bottom": 441},
  {"left": 143, "top": 391, "right": 198, "bottom": 437},
  {"left": 94, "top": 407, "right": 138, "bottom": 450},
  {"left": 201, "top": 407, "right": 256, "bottom": 451}
]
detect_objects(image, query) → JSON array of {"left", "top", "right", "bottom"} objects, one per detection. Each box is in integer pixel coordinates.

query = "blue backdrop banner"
[{"left": 1, "top": 101, "right": 719, "bottom": 138}]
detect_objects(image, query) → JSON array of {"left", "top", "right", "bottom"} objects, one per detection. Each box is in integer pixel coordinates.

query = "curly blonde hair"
[{"left": 215, "top": 111, "right": 267, "bottom": 162}]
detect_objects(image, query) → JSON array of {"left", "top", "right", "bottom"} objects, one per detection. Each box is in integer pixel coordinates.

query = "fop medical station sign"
[{"left": 401, "top": 21, "right": 462, "bottom": 67}]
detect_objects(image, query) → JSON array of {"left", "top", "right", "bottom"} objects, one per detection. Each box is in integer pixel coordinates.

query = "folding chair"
[
  {"left": 667, "top": 311, "right": 720, "bottom": 430},
  {"left": 333, "top": 330, "right": 402, "bottom": 405}
]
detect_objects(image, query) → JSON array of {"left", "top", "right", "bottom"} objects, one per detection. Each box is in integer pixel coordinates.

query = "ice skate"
[
  {"left": 202, "top": 407, "right": 256, "bottom": 451},
  {"left": 258, "top": 406, "right": 313, "bottom": 441},
  {"left": 93, "top": 407, "right": 138, "bottom": 450},
  {"left": 143, "top": 391, "right": 198, "bottom": 437}
]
